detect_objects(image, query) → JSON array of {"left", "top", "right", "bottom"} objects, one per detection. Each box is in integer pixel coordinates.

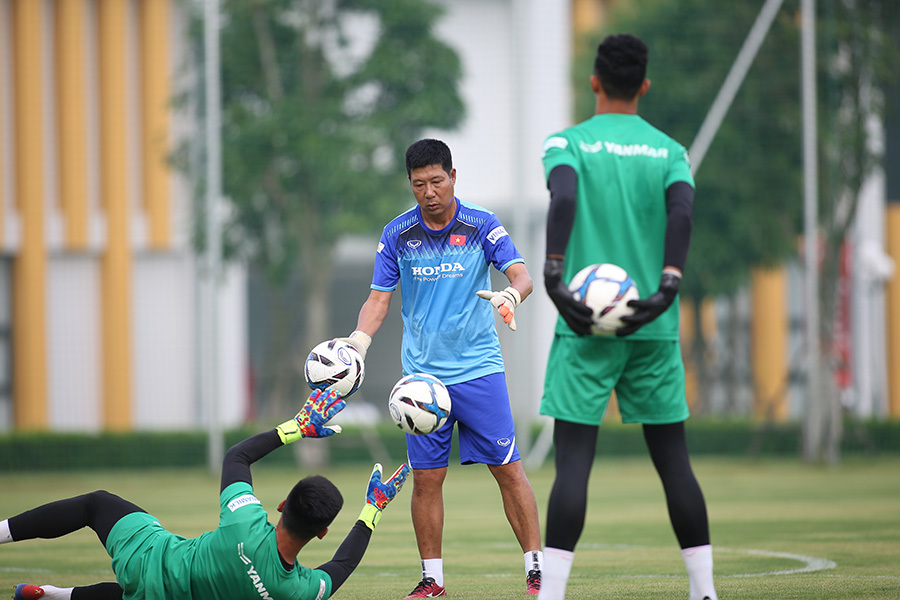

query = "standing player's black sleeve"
[
  {"left": 663, "top": 181, "right": 694, "bottom": 271},
  {"left": 220, "top": 429, "right": 283, "bottom": 492},
  {"left": 545, "top": 165, "right": 579, "bottom": 258},
  {"left": 316, "top": 520, "right": 373, "bottom": 593}
]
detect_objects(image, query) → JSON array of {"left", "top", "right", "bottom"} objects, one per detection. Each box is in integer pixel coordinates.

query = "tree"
[
  {"left": 589, "top": 0, "right": 897, "bottom": 460},
  {"left": 182, "top": 0, "right": 463, "bottom": 415},
  {"left": 809, "top": 0, "right": 899, "bottom": 462}
]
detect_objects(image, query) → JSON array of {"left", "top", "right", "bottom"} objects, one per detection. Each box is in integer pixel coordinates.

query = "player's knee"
[
  {"left": 411, "top": 468, "right": 445, "bottom": 492},
  {"left": 84, "top": 490, "right": 123, "bottom": 511}
]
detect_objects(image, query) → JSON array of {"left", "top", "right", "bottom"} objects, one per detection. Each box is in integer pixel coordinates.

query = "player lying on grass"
[{"left": 0, "top": 389, "right": 410, "bottom": 600}]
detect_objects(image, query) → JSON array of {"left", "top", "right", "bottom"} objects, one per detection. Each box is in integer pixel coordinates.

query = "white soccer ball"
[
  {"left": 388, "top": 373, "right": 452, "bottom": 435},
  {"left": 568, "top": 263, "right": 640, "bottom": 336},
  {"left": 304, "top": 339, "right": 365, "bottom": 398}
]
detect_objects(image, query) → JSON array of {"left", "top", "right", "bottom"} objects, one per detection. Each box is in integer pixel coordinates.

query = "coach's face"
[{"left": 410, "top": 164, "right": 457, "bottom": 229}]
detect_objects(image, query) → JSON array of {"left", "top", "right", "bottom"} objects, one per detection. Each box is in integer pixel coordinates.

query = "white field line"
[{"left": 0, "top": 545, "right": 842, "bottom": 580}]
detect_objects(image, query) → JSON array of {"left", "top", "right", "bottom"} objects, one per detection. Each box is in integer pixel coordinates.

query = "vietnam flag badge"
[{"left": 450, "top": 234, "right": 466, "bottom": 245}]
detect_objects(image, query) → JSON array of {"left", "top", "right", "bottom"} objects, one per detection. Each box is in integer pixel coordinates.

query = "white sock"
[
  {"left": 37, "top": 586, "right": 73, "bottom": 600},
  {"left": 681, "top": 544, "right": 717, "bottom": 600},
  {"left": 421, "top": 558, "right": 444, "bottom": 587},
  {"left": 536, "top": 547, "right": 573, "bottom": 600},
  {"left": 0, "top": 519, "right": 12, "bottom": 544},
  {"left": 524, "top": 550, "right": 543, "bottom": 574}
]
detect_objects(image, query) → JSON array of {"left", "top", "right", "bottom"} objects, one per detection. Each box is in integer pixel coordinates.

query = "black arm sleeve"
[
  {"left": 317, "top": 520, "right": 373, "bottom": 593},
  {"left": 220, "top": 429, "right": 283, "bottom": 492},
  {"left": 545, "top": 165, "right": 578, "bottom": 258},
  {"left": 663, "top": 181, "right": 694, "bottom": 272}
]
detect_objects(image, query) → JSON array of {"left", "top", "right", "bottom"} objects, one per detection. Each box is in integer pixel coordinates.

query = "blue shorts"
[{"left": 405, "top": 371, "right": 520, "bottom": 468}]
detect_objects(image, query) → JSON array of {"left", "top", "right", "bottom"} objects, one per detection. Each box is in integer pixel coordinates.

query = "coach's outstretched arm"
[
  {"left": 336, "top": 288, "right": 394, "bottom": 360},
  {"left": 220, "top": 389, "right": 346, "bottom": 492},
  {"left": 317, "top": 462, "right": 410, "bottom": 592}
]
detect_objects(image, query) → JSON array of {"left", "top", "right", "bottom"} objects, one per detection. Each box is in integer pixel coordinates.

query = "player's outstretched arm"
[
  {"left": 316, "top": 463, "right": 411, "bottom": 593},
  {"left": 220, "top": 390, "right": 346, "bottom": 492},
  {"left": 358, "top": 462, "right": 410, "bottom": 529},
  {"left": 336, "top": 330, "right": 372, "bottom": 360},
  {"left": 275, "top": 389, "right": 346, "bottom": 443},
  {"left": 333, "top": 289, "right": 393, "bottom": 360}
]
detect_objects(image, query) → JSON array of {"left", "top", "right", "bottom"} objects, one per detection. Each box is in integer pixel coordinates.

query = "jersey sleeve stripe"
[
  {"left": 371, "top": 283, "right": 397, "bottom": 291},
  {"left": 498, "top": 258, "right": 525, "bottom": 273}
]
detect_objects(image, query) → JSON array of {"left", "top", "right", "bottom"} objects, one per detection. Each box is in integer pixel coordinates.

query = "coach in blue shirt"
[{"left": 334, "top": 138, "right": 543, "bottom": 598}]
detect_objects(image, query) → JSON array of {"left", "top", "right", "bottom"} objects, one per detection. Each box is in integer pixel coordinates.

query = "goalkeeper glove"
[
  {"left": 276, "top": 389, "right": 346, "bottom": 444},
  {"left": 336, "top": 330, "right": 372, "bottom": 361},
  {"left": 476, "top": 286, "right": 522, "bottom": 331},
  {"left": 358, "top": 462, "right": 410, "bottom": 530},
  {"left": 543, "top": 259, "right": 594, "bottom": 337},
  {"left": 616, "top": 270, "right": 681, "bottom": 337}
]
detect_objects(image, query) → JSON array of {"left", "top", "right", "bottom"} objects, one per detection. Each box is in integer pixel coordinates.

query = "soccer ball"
[
  {"left": 568, "top": 263, "right": 639, "bottom": 336},
  {"left": 304, "top": 339, "right": 365, "bottom": 398},
  {"left": 388, "top": 373, "right": 452, "bottom": 435}
]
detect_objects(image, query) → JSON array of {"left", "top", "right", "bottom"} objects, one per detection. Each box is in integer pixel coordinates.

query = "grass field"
[{"left": 1, "top": 456, "right": 899, "bottom": 599}]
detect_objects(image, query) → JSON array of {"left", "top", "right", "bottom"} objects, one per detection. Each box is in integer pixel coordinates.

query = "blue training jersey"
[{"left": 371, "top": 199, "right": 524, "bottom": 385}]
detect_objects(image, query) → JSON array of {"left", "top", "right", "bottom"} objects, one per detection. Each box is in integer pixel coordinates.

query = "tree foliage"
[
  {"left": 216, "top": 0, "right": 463, "bottom": 282},
  {"left": 585, "top": 0, "right": 898, "bottom": 460},
  {"left": 178, "top": 0, "right": 464, "bottom": 417}
]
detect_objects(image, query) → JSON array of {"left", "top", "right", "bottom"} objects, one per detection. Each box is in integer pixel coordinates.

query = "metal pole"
[
  {"left": 688, "top": 0, "right": 786, "bottom": 175},
  {"left": 800, "top": 0, "right": 822, "bottom": 461},
  {"left": 510, "top": 0, "right": 532, "bottom": 456},
  {"left": 203, "top": 0, "right": 224, "bottom": 473}
]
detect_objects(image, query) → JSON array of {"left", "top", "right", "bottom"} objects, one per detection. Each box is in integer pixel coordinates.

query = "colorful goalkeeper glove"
[
  {"left": 616, "top": 270, "right": 681, "bottom": 337},
  {"left": 336, "top": 330, "right": 372, "bottom": 361},
  {"left": 276, "top": 389, "right": 346, "bottom": 444},
  {"left": 476, "top": 286, "right": 522, "bottom": 331},
  {"left": 358, "top": 462, "right": 410, "bottom": 530},
  {"left": 544, "top": 259, "right": 594, "bottom": 336}
]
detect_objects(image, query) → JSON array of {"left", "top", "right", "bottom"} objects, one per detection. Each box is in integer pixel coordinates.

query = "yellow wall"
[
  {"left": 57, "top": 0, "right": 90, "bottom": 250},
  {"left": 98, "top": 0, "right": 133, "bottom": 430},
  {"left": 141, "top": 0, "right": 172, "bottom": 249},
  {"left": 4, "top": 0, "right": 177, "bottom": 431},
  {"left": 11, "top": 0, "right": 49, "bottom": 430},
  {"left": 886, "top": 205, "right": 900, "bottom": 417},
  {"left": 751, "top": 267, "right": 789, "bottom": 421}
]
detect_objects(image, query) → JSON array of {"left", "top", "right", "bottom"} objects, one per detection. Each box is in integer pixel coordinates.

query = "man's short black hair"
[
  {"left": 594, "top": 34, "right": 648, "bottom": 100},
  {"left": 281, "top": 475, "right": 343, "bottom": 540},
  {"left": 405, "top": 138, "right": 453, "bottom": 178}
]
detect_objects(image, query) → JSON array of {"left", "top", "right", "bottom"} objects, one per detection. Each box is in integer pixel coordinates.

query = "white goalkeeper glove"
[
  {"left": 476, "top": 286, "right": 522, "bottom": 331},
  {"left": 336, "top": 330, "right": 372, "bottom": 361}
]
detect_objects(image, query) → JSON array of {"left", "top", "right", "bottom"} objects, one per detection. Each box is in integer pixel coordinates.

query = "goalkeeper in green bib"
[
  {"left": 538, "top": 34, "right": 718, "bottom": 600},
  {"left": 1, "top": 389, "right": 409, "bottom": 600}
]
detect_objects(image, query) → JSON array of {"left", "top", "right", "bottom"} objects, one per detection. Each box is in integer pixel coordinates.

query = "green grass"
[{"left": 2, "top": 457, "right": 899, "bottom": 599}]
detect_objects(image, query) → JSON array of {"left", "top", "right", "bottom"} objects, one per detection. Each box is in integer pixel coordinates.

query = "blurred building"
[
  {"left": 0, "top": 0, "right": 246, "bottom": 432},
  {"left": 0, "top": 0, "right": 572, "bottom": 433},
  {"left": 0, "top": 0, "right": 896, "bottom": 435}
]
